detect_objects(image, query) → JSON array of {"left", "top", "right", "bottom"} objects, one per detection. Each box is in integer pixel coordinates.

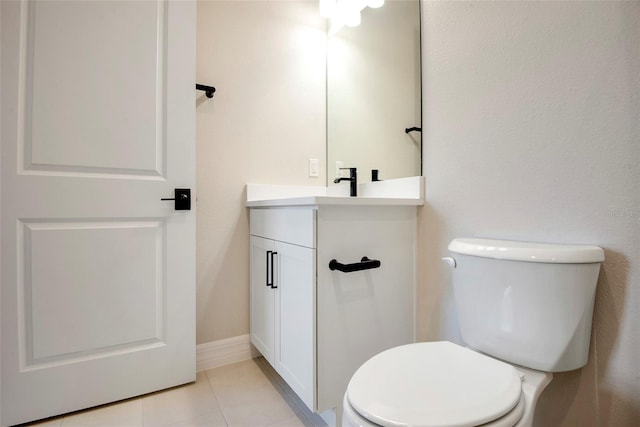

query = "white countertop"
[
  {"left": 246, "top": 176, "right": 424, "bottom": 208},
  {"left": 246, "top": 195, "right": 424, "bottom": 208}
]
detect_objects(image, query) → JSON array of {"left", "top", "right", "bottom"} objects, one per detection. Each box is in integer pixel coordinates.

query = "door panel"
[
  {"left": 26, "top": 1, "right": 163, "bottom": 175},
  {"left": 1, "top": 1, "right": 196, "bottom": 425},
  {"left": 316, "top": 206, "right": 415, "bottom": 412},
  {"left": 275, "top": 241, "right": 315, "bottom": 411},
  {"left": 249, "top": 236, "right": 275, "bottom": 364},
  {"left": 23, "top": 219, "right": 163, "bottom": 364}
]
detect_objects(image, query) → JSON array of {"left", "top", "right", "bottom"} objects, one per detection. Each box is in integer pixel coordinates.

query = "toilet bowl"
[
  {"left": 342, "top": 342, "right": 551, "bottom": 427},
  {"left": 342, "top": 238, "right": 604, "bottom": 427}
]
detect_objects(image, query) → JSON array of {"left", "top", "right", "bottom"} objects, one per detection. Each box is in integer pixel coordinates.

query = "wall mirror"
[{"left": 326, "top": 0, "right": 422, "bottom": 184}]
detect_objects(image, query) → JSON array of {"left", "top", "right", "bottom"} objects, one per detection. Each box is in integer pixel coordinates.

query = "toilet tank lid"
[{"left": 449, "top": 238, "right": 605, "bottom": 264}]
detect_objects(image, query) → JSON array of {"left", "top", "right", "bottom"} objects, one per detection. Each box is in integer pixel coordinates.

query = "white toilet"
[{"left": 342, "top": 237, "right": 604, "bottom": 427}]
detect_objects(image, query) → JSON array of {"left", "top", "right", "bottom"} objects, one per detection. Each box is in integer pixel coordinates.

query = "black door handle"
[{"left": 161, "top": 188, "right": 191, "bottom": 210}]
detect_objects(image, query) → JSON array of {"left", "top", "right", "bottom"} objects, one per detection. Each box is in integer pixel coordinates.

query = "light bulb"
[{"left": 335, "top": 0, "right": 362, "bottom": 27}]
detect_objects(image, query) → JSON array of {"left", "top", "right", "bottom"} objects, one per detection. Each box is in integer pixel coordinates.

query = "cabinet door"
[
  {"left": 250, "top": 236, "right": 276, "bottom": 364},
  {"left": 274, "top": 241, "right": 316, "bottom": 412}
]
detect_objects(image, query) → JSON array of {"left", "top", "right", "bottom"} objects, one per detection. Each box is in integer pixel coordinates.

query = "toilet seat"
[
  {"left": 345, "top": 342, "right": 524, "bottom": 427},
  {"left": 343, "top": 392, "right": 525, "bottom": 427}
]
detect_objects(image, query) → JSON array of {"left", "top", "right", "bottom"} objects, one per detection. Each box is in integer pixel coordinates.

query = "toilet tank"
[{"left": 447, "top": 238, "right": 604, "bottom": 372}]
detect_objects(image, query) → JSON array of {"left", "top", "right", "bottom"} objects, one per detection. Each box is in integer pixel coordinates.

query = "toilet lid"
[{"left": 347, "top": 342, "right": 523, "bottom": 427}]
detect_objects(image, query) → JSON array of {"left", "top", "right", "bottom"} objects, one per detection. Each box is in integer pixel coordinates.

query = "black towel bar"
[{"left": 329, "top": 257, "right": 381, "bottom": 273}]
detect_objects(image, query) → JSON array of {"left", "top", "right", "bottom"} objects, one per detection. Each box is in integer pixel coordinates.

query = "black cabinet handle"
[
  {"left": 266, "top": 251, "right": 278, "bottom": 288},
  {"left": 269, "top": 251, "right": 278, "bottom": 288},
  {"left": 266, "top": 251, "right": 272, "bottom": 288},
  {"left": 329, "top": 257, "right": 381, "bottom": 273}
]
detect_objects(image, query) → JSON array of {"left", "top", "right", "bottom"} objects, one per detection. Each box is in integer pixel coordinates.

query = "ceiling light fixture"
[{"left": 321, "top": 0, "right": 384, "bottom": 33}]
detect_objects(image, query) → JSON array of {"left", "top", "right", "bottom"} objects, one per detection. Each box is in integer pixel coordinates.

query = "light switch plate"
[{"left": 309, "top": 158, "right": 319, "bottom": 177}]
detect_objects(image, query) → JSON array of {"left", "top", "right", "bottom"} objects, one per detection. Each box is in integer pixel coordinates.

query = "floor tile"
[
  {"left": 205, "top": 358, "right": 270, "bottom": 388},
  {"left": 61, "top": 398, "right": 142, "bottom": 427},
  {"left": 142, "top": 371, "right": 225, "bottom": 427},
  {"left": 206, "top": 360, "right": 299, "bottom": 427},
  {"left": 265, "top": 414, "right": 306, "bottom": 427},
  {"left": 252, "top": 357, "right": 327, "bottom": 427},
  {"left": 164, "top": 410, "right": 228, "bottom": 427}
]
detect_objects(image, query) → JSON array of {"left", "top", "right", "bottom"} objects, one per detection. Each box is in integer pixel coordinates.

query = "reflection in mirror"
[{"left": 327, "top": 0, "right": 421, "bottom": 184}]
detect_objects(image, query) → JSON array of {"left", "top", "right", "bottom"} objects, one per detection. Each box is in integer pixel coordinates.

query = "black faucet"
[{"left": 334, "top": 167, "right": 357, "bottom": 197}]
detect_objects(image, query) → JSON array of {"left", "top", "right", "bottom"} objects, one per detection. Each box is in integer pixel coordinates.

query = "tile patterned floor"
[{"left": 23, "top": 358, "right": 328, "bottom": 427}]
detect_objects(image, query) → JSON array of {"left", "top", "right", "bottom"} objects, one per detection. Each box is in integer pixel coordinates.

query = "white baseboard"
[{"left": 196, "top": 334, "right": 257, "bottom": 372}]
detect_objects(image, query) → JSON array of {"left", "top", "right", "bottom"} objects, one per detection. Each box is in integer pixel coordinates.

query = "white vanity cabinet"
[
  {"left": 249, "top": 209, "right": 316, "bottom": 411},
  {"left": 249, "top": 204, "right": 416, "bottom": 416}
]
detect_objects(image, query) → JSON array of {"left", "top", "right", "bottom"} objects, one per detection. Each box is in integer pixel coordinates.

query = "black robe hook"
[{"left": 196, "top": 84, "right": 216, "bottom": 98}]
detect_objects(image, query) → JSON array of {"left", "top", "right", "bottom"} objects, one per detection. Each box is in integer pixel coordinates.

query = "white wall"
[
  {"left": 196, "top": 1, "right": 326, "bottom": 344},
  {"left": 419, "top": 1, "right": 639, "bottom": 425}
]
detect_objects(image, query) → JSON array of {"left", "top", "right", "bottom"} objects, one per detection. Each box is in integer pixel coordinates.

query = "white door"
[{"left": 1, "top": 1, "right": 196, "bottom": 425}]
